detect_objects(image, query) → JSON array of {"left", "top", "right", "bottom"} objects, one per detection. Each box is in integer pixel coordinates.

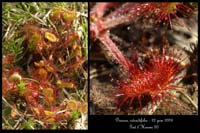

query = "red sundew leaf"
[
  {"left": 31, "top": 104, "right": 45, "bottom": 117},
  {"left": 116, "top": 48, "right": 187, "bottom": 112},
  {"left": 45, "top": 64, "right": 55, "bottom": 73},
  {"left": 90, "top": 3, "right": 109, "bottom": 19},
  {"left": 37, "top": 68, "right": 48, "bottom": 79},
  {"left": 25, "top": 95, "right": 38, "bottom": 107},
  {"left": 55, "top": 113, "right": 69, "bottom": 122},
  {"left": 3, "top": 54, "right": 14, "bottom": 65},
  {"left": 103, "top": 3, "right": 154, "bottom": 30},
  {"left": 149, "top": 2, "right": 196, "bottom": 29},
  {"left": 105, "top": 3, "right": 139, "bottom": 19},
  {"left": 50, "top": 8, "right": 63, "bottom": 22},
  {"left": 25, "top": 82, "right": 39, "bottom": 91},
  {"left": 22, "top": 23, "right": 41, "bottom": 35},
  {"left": 42, "top": 88, "right": 54, "bottom": 97},
  {"left": 45, "top": 32, "right": 59, "bottom": 42},
  {"left": 44, "top": 96, "right": 56, "bottom": 107},
  {"left": 31, "top": 91, "right": 39, "bottom": 98},
  {"left": 22, "top": 23, "right": 46, "bottom": 53},
  {"left": 67, "top": 57, "right": 85, "bottom": 69},
  {"left": 7, "top": 67, "right": 24, "bottom": 78},
  {"left": 64, "top": 32, "right": 79, "bottom": 46},
  {"left": 2, "top": 77, "right": 13, "bottom": 96},
  {"left": 72, "top": 44, "right": 82, "bottom": 58},
  {"left": 78, "top": 102, "right": 88, "bottom": 114},
  {"left": 94, "top": 2, "right": 196, "bottom": 31},
  {"left": 64, "top": 21, "right": 73, "bottom": 29},
  {"left": 66, "top": 100, "right": 79, "bottom": 111},
  {"left": 91, "top": 3, "right": 120, "bottom": 19}
]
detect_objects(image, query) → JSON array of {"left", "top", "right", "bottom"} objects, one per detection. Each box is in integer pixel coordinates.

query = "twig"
[
  {"left": 43, "top": 10, "right": 51, "bottom": 23},
  {"left": 90, "top": 69, "right": 112, "bottom": 79},
  {"left": 110, "top": 33, "right": 130, "bottom": 47},
  {"left": 47, "top": 13, "right": 59, "bottom": 35},
  {"left": 23, "top": 77, "right": 40, "bottom": 84},
  {"left": 177, "top": 90, "right": 198, "bottom": 111},
  {"left": 3, "top": 23, "right": 12, "bottom": 41},
  {"left": 76, "top": 12, "right": 88, "bottom": 18},
  {"left": 34, "top": 120, "right": 45, "bottom": 128},
  {"left": 63, "top": 89, "right": 73, "bottom": 99},
  {"left": 29, "top": 13, "right": 47, "bottom": 26},
  {"left": 13, "top": 111, "right": 27, "bottom": 129},
  {"left": 2, "top": 97, "right": 34, "bottom": 129},
  {"left": 2, "top": 116, "right": 14, "bottom": 130}
]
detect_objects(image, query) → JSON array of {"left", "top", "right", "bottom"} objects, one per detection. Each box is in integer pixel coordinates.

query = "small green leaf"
[
  {"left": 71, "top": 110, "right": 80, "bottom": 120},
  {"left": 23, "top": 119, "right": 34, "bottom": 130},
  {"left": 50, "top": 124, "right": 57, "bottom": 130},
  {"left": 17, "top": 81, "right": 25, "bottom": 92},
  {"left": 6, "top": 36, "right": 24, "bottom": 60}
]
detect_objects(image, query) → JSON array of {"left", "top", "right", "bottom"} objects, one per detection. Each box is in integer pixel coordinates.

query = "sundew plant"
[{"left": 2, "top": 2, "right": 88, "bottom": 130}]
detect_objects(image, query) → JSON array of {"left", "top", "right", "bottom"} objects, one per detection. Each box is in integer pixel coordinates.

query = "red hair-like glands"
[{"left": 115, "top": 48, "right": 188, "bottom": 112}]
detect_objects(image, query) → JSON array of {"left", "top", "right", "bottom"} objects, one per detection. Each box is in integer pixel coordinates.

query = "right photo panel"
[{"left": 89, "top": 2, "right": 198, "bottom": 115}]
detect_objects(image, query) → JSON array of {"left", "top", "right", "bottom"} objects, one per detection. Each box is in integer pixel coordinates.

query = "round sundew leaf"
[
  {"left": 78, "top": 102, "right": 88, "bottom": 114},
  {"left": 42, "top": 88, "right": 54, "bottom": 97},
  {"left": 45, "top": 32, "right": 59, "bottom": 42},
  {"left": 50, "top": 8, "right": 63, "bottom": 22},
  {"left": 46, "top": 65, "right": 54, "bottom": 72},
  {"left": 38, "top": 68, "right": 48, "bottom": 78},
  {"left": 67, "top": 100, "right": 78, "bottom": 111},
  {"left": 45, "top": 96, "right": 56, "bottom": 106},
  {"left": 63, "top": 10, "right": 76, "bottom": 21}
]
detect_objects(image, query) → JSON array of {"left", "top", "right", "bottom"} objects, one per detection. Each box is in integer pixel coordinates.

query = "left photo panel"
[{"left": 2, "top": 2, "right": 88, "bottom": 130}]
